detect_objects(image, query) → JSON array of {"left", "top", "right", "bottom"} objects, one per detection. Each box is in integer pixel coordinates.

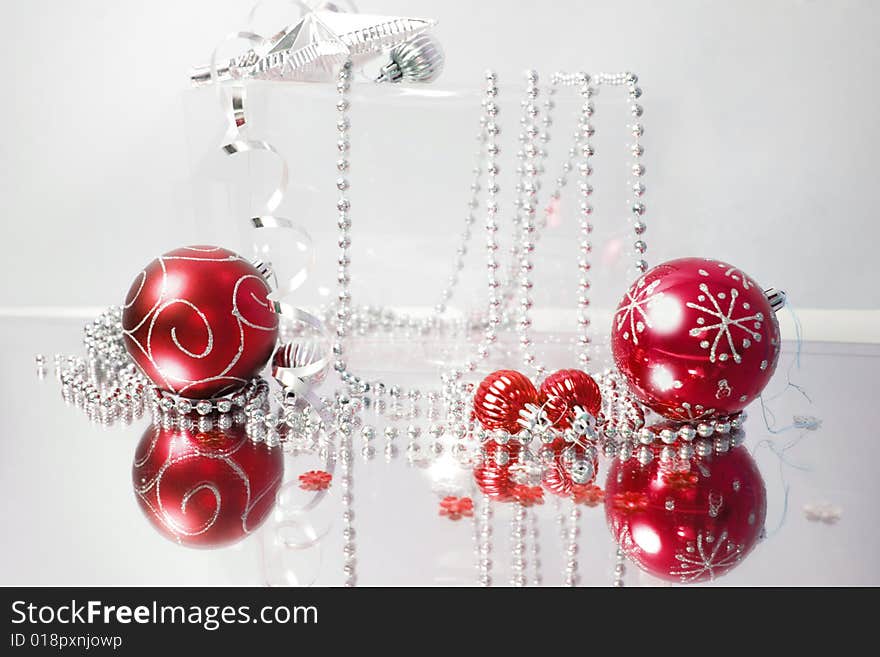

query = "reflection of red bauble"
[
  {"left": 122, "top": 245, "right": 279, "bottom": 399},
  {"left": 473, "top": 370, "right": 538, "bottom": 433},
  {"left": 611, "top": 258, "right": 781, "bottom": 421},
  {"left": 473, "top": 441, "right": 522, "bottom": 501},
  {"left": 542, "top": 443, "right": 598, "bottom": 496},
  {"left": 132, "top": 422, "right": 283, "bottom": 548},
  {"left": 604, "top": 445, "right": 766, "bottom": 584},
  {"left": 540, "top": 369, "right": 601, "bottom": 429}
]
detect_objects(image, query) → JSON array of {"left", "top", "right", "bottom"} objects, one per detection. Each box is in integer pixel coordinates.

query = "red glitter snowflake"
[
  {"left": 512, "top": 484, "right": 544, "bottom": 507},
  {"left": 439, "top": 496, "right": 474, "bottom": 520},
  {"left": 298, "top": 470, "right": 332, "bottom": 491},
  {"left": 611, "top": 491, "right": 649, "bottom": 513},
  {"left": 663, "top": 469, "right": 700, "bottom": 490},
  {"left": 572, "top": 483, "right": 605, "bottom": 507}
]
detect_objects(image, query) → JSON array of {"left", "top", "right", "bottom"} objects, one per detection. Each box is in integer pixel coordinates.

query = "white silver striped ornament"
[{"left": 376, "top": 34, "right": 445, "bottom": 83}]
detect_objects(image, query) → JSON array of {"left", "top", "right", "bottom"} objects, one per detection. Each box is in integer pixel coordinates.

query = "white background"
[
  {"left": 0, "top": 2, "right": 877, "bottom": 587},
  {"left": 1, "top": 0, "right": 878, "bottom": 322}
]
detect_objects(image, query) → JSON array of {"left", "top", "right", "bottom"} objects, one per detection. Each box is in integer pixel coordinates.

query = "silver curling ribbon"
[
  {"left": 375, "top": 33, "right": 444, "bottom": 83},
  {"left": 764, "top": 288, "right": 787, "bottom": 313}
]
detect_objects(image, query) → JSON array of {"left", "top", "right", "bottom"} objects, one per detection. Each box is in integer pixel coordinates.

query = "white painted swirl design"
[{"left": 150, "top": 299, "right": 215, "bottom": 360}]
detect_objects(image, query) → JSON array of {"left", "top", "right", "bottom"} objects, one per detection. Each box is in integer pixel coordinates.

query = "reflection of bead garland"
[
  {"left": 612, "top": 546, "right": 626, "bottom": 587},
  {"left": 477, "top": 494, "right": 493, "bottom": 587},
  {"left": 510, "top": 502, "right": 527, "bottom": 587},
  {"left": 564, "top": 502, "right": 581, "bottom": 587},
  {"left": 529, "top": 510, "right": 541, "bottom": 586},
  {"left": 340, "top": 420, "right": 356, "bottom": 587}
]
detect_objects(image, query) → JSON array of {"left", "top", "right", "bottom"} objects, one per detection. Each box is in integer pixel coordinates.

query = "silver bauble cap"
[{"left": 764, "top": 288, "right": 786, "bottom": 313}]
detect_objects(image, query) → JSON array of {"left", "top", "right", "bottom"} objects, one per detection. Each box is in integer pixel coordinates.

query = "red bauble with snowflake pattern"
[
  {"left": 122, "top": 245, "right": 279, "bottom": 399},
  {"left": 132, "top": 421, "right": 283, "bottom": 549},
  {"left": 473, "top": 370, "right": 538, "bottom": 433},
  {"left": 604, "top": 444, "right": 766, "bottom": 584},
  {"left": 611, "top": 258, "right": 783, "bottom": 421},
  {"left": 539, "top": 369, "right": 602, "bottom": 429}
]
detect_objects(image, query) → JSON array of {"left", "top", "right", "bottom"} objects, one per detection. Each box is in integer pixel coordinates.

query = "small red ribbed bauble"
[
  {"left": 604, "top": 444, "right": 766, "bottom": 584},
  {"left": 122, "top": 245, "right": 279, "bottom": 399},
  {"left": 132, "top": 421, "right": 283, "bottom": 549},
  {"left": 473, "top": 370, "right": 538, "bottom": 433},
  {"left": 611, "top": 257, "right": 782, "bottom": 421},
  {"left": 539, "top": 369, "right": 602, "bottom": 429}
]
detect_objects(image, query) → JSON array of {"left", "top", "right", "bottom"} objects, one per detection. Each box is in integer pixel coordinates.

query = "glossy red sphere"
[
  {"left": 611, "top": 257, "right": 781, "bottom": 421},
  {"left": 540, "top": 369, "right": 602, "bottom": 429},
  {"left": 473, "top": 370, "right": 538, "bottom": 433},
  {"left": 132, "top": 421, "right": 283, "bottom": 549},
  {"left": 604, "top": 445, "right": 766, "bottom": 584},
  {"left": 122, "top": 245, "right": 279, "bottom": 399}
]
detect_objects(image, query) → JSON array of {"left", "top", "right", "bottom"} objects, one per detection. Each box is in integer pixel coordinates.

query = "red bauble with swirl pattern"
[
  {"left": 122, "top": 245, "right": 279, "bottom": 399},
  {"left": 132, "top": 421, "right": 283, "bottom": 548},
  {"left": 539, "top": 369, "right": 602, "bottom": 429},
  {"left": 604, "top": 444, "right": 766, "bottom": 584},
  {"left": 473, "top": 370, "right": 538, "bottom": 433},
  {"left": 611, "top": 258, "right": 781, "bottom": 421}
]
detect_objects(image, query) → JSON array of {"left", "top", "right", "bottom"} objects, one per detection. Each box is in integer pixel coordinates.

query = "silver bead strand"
[
  {"left": 442, "top": 70, "right": 503, "bottom": 384},
  {"left": 465, "top": 70, "right": 502, "bottom": 374},
  {"left": 433, "top": 93, "right": 489, "bottom": 316},
  {"left": 514, "top": 71, "right": 596, "bottom": 374},
  {"left": 332, "top": 60, "right": 360, "bottom": 393},
  {"left": 515, "top": 70, "right": 545, "bottom": 378},
  {"left": 575, "top": 74, "right": 596, "bottom": 366},
  {"left": 626, "top": 73, "right": 648, "bottom": 274}
]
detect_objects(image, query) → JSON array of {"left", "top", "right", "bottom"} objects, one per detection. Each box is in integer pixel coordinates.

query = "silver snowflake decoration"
[
  {"left": 615, "top": 278, "right": 663, "bottom": 345},
  {"left": 672, "top": 530, "right": 743, "bottom": 583},
  {"left": 687, "top": 284, "right": 764, "bottom": 364},
  {"left": 671, "top": 401, "right": 716, "bottom": 422},
  {"left": 717, "top": 261, "right": 754, "bottom": 290},
  {"left": 803, "top": 502, "right": 842, "bottom": 524}
]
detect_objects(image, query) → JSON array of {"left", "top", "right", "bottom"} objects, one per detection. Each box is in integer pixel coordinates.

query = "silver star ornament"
[{"left": 193, "top": 10, "right": 436, "bottom": 85}]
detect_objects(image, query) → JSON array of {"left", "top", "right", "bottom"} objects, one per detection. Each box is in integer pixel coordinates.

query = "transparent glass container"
[{"left": 183, "top": 80, "right": 650, "bottom": 372}]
